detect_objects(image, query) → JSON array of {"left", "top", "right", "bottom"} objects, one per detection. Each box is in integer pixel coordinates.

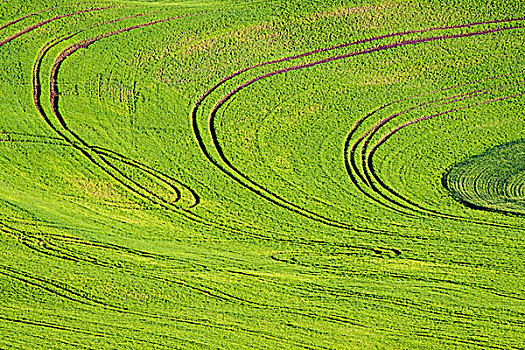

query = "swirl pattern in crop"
[
  {"left": 0, "top": 1, "right": 524, "bottom": 349},
  {"left": 443, "top": 139, "right": 525, "bottom": 215}
]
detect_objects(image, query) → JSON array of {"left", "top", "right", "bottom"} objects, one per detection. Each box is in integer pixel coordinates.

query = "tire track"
[
  {"left": 349, "top": 78, "right": 525, "bottom": 217},
  {"left": 340, "top": 73, "right": 525, "bottom": 234},
  {"left": 1, "top": 303, "right": 226, "bottom": 348},
  {"left": 193, "top": 20, "right": 525, "bottom": 231},
  {"left": 2, "top": 218, "right": 373, "bottom": 332},
  {"left": 28, "top": 14, "right": 199, "bottom": 210},
  {"left": 0, "top": 314, "right": 208, "bottom": 349},
  {"left": 2, "top": 214, "right": 389, "bottom": 329},
  {"left": 365, "top": 91, "right": 525, "bottom": 220},
  {"left": 342, "top": 71, "right": 522, "bottom": 188},
  {"left": 1, "top": 223, "right": 111, "bottom": 267},
  {"left": 0, "top": 263, "right": 298, "bottom": 347},
  {"left": 0, "top": 3, "right": 96, "bottom": 32},
  {"left": 293, "top": 283, "right": 519, "bottom": 350},
  {"left": 136, "top": 270, "right": 368, "bottom": 330},
  {"left": 22, "top": 10, "right": 484, "bottom": 243},
  {"left": 0, "top": 6, "right": 114, "bottom": 48},
  {"left": 0, "top": 264, "right": 127, "bottom": 310},
  {"left": 0, "top": 132, "right": 199, "bottom": 208},
  {"left": 348, "top": 73, "right": 524, "bottom": 187},
  {"left": 1, "top": 213, "right": 405, "bottom": 333},
  {"left": 22, "top": 107, "right": 290, "bottom": 247},
  {"left": 0, "top": 6, "right": 56, "bottom": 32}
]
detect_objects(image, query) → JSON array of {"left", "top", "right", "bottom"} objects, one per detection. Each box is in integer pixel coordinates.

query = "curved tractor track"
[
  {"left": 0, "top": 7, "right": 273, "bottom": 239},
  {"left": 365, "top": 87, "right": 525, "bottom": 214},
  {"left": 1, "top": 7, "right": 325, "bottom": 242},
  {"left": 0, "top": 4, "right": 524, "bottom": 349},
  {"left": 192, "top": 18, "right": 525, "bottom": 231},
  {"left": 3, "top": 6, "right": 523, "bottom": 234},
  {"left": 346, "top": 74, "right": 525, "bottom": 225},
  {"left": 4, "top": 8, "right": 201, "bottom": 211},
  {"left": 47, "top": 14, "right": 199, "bottom": 209}
]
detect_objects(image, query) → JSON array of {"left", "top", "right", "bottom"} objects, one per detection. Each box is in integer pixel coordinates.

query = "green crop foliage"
[
  {"left": 444, "top": 139, "right": 525, "bottom": 215},
  {"left": 0, "top": 0, "right": 524, "bottom": 349}
]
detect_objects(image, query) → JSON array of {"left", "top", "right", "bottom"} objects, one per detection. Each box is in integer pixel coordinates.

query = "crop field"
[{"left": 0, "top": 0, "right": 524, "bottom": 348}]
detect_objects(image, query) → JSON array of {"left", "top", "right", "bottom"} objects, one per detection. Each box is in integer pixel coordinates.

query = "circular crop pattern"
[{"left": 443, "top": 140, "right": 525, "bottom": 215}]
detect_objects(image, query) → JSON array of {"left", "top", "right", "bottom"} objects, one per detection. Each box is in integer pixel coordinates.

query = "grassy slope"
[{"left": 0, "top": 0, "right": 524, "bottom": 348}]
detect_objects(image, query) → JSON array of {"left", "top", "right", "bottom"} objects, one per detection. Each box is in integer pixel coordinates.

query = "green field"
[{"left": 0, "top": 0, "right": 524, "bottom": 348}]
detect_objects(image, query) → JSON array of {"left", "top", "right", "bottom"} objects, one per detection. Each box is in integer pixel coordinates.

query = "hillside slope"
[{"left": 0, "top": 0, "right": 524, "bottom": 348}]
